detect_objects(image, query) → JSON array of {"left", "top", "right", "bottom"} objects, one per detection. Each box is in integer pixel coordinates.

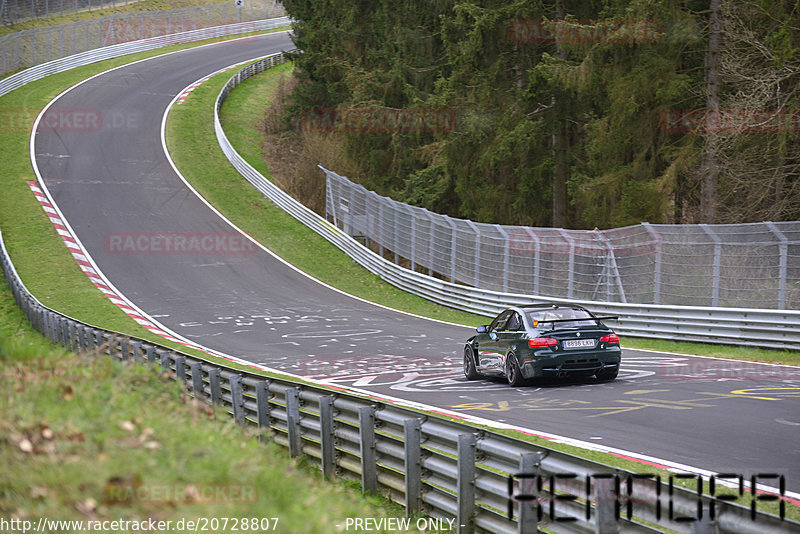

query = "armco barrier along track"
[
  {"left": 0, "top": 24, "right": 797, "bottom": 534},
  {"left": 2, "top": 225, "right": 797, "bottom": 533},
  {"left": 214, "top": 56, "right": 800, "bottom": 352}
]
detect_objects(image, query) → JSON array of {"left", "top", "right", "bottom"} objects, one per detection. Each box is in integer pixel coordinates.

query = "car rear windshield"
[{"left": 525, "top": 308, "right": 595, "bottom": 328}]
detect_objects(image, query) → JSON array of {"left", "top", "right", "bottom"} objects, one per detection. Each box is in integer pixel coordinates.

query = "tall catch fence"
[
  {"left": 1, "top": 0, "right": 141, "bottom": 24},
  {"left": 323, "top": 168, "right": 800, "bottom": 310},
  {"left": 0, "top": 0, "right": 286, "bottom": 76}
]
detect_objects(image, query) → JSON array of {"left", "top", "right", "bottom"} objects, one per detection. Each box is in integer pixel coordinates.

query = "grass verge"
[
  {"left": 0, "top": 28, "right": 301, "bottom": 376},
  {"left": 0, "top": 280, "right": 415, "bottom": 533},
  {"left": 0, "top": 0, "right": 279, "bottom": 36},
  {"left": 166, "top": 62, "right": 800, "bottom": 522},
  {"left": 171, "top": 60, "right": 799, "bottom": 367}
]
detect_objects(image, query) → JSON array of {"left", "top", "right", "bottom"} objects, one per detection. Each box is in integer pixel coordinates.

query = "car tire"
[
  {"left": 464, "top": 345, "right": 481, "bottom": 380},
  {"left": 596, "top": 368, "right": 619, "bottom": 381},
  {"left": 505, "top": 353, "right": 525, "bottom": 387}
]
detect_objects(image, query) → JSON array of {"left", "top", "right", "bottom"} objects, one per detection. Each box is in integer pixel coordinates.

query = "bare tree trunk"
[
  {"left": 552, "top": 0, "right": 569, "bottom": 228},
  {"left": 700, "top": 0, "right": 722, "bottom": 223}
]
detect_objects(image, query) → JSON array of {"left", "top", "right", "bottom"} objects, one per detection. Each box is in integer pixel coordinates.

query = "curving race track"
[{"left": 30, "top": 32, "right": 800, "bottom": 494}]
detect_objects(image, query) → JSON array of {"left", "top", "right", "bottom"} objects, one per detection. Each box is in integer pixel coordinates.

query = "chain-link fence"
[
  {"left": 0, "top": 0, "right": 286, "bottom": 76},
  {"left": 323, "top": 167, "right": 800, "bottom": 310},
  {"left": 1, "top": 0, "right": 141, "bottom": 25}
]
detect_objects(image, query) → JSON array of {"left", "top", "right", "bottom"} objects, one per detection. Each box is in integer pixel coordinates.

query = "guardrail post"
[
  {"left": 131, "top": 341, "right": 142, "bottom": 363},
  {"left": 592, "top": 476, "right": 618, "bottom": 534},
  {"left": 516, "top": 453, "right": 539, "bottom": 534},
  {"left": 209, "top": 367, "right": 222, "bottom": 407},
  {"left": 145, "top": 345, "right": 156, "bottom": 364},
  {"left": 190, "top": 362, "right": 203, "bottom": 397},
  {"left": 94, "top": 330, "right": 104, "bottom": 352},
  {"left": 77, "top": 324, "right": 86, "bottom": 352},
  {"left": 175, "top": 356, "right": 186, "bottom": 382},
  {"left": 286, "top": 387, "right": 302, "bottom": 457},
  {"left": 320, "top": 395, "right": 335, "bottom": 481},
  {"left": 256, "top": 380, "right": 271, "bottom": 442},
  {"left": 404, "top": 418, "right": 422, "bottom": 517},
  {"left": 158, "top": 350, "right": 170, "bottom": 373},
  {"left": 457, "top": 433, "right": 477, "bottom": 533},
  {"left": 359, "top": 406, "right": 377, "bottom": 493},
  {"left": 692, "top": 507, "right": 715, "bottom": 534},
  {"left": 230, "top": 374, "right": 245, "bottom": 425}
]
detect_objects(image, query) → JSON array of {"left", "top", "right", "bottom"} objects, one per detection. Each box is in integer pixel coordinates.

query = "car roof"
[{"left": 517, "top": 303, "right": 590, "bottom": 312}]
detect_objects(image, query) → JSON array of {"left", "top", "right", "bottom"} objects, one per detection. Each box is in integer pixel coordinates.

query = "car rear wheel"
[
  {"left": 464, "top": 345, "right": 481, "bottom": 380},
  {"left": 505, "top": 353, "right": 525, "bottom": 387},
  {"left": 596, "top": 368, "right": 619, "bottom": 381}
]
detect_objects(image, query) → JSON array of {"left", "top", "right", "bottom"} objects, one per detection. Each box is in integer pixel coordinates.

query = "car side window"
[
  {"left": 489, "top": 310, "right": 512, "bottom": 332},
  {"left": 506, "top": 313, "right": 522, "bottom": 331}
]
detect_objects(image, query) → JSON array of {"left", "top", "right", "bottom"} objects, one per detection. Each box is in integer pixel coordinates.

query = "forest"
[{"left": 278, "top": 0, "right": 800, "bottom": 229}]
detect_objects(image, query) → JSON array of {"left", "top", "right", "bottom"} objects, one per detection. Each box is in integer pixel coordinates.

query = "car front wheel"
[
  {"left": 505, "top": 353, "right": 525, "bottom": 387},
  {"left": 464, "top": 345, "right": 481, "bottom": 380}
]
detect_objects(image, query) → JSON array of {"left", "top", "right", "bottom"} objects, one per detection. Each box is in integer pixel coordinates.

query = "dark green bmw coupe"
[{"left": 463, "top": 304, "right": 621, "bottom": 386}]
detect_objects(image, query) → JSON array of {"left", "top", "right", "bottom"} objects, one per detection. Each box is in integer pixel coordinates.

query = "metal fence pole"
[
  {"left": 358, "top": 406, "right": 377, "bottom": 493},
  {"left": 256, "top": 380, "right": 271, "bottom": 442},
  {"left": 286, "top": 387, "right": 301, "bottom": 457},
  {"left": 766, "top": 221, "right": 788, "bottom": 309},
  {"left": 190, "top": 362, "right": 204, "bottom": 397},
  {"left": 230, "top": 375, "right": 245, "bottom": 425},
  {"left": 700, "top": 224, "right": 722, "bottom": 307},
  {"left": 209, "top": 367, "right": 222, "bottom": 406},
  {"left": 457, "top": 433, "right": 477, "bottom": 533},
  {"left": 517, "top": 453, "right": 539, "bottom": 534},
  {"left": 642, "top": 222, "right": 662, "bottom": 305},
  {"left": 404, "top": 418, "right": 422, "bottom": 516},
  {"left": 467, "top": 220, "right": 481, "bottom": 287},
  {"left": 592, "top": 475, "right": 619, "bottom": 534},
  {"left": 559, "top": 229, "right": 576, "bottom": 299},
  {"left": 319, "top": 395, "right": 335, "bottom": 481},
  {"left": 447, "top": 217, "right": 458, "bottom": 283}
]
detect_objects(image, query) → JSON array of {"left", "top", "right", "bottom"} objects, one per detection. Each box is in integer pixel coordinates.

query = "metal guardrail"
[
  {"left": 213, "top": 56, "right": 800, "bottom": 351},
  {"left": 2, "top": 223, "right": 797, "bottom": 533},
  {"left": 0, "top": 15, "right": 290, "bottom": 96},
  {"left": 324, "top": 171, "right": 800, "bottom": 311},
  {"left": 0, "top": 27, "right": 795, "bottom": 534},
  {"left": 0, "top": 1, "right": 287, "bottom": 77}
]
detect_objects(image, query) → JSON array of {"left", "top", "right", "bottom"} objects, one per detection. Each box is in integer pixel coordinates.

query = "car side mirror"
[{"left": 476, "top": 325, "right": 488, "bottom": 333}]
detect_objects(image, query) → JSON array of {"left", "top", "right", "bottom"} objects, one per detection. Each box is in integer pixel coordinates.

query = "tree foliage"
[{"left": 280, "top": 0, "right": 800, "bottom": 228}]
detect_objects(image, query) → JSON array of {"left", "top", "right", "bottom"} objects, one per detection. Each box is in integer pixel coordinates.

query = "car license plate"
[{"left": 564, "top": 338, "right": 595, "bottom": 349}]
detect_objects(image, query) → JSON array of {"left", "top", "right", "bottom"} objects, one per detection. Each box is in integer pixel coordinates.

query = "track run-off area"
[{"left": 28, "top": 32, "right": 800, "bottom": 497}]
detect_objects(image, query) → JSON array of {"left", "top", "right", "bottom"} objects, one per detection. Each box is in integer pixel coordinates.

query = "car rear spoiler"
[{"left": 535, "top": 316, "right": 619, "bottom": 326}]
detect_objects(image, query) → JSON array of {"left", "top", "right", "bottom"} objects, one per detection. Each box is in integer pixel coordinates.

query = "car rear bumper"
[{"left": 521, "top": 349, "right": 621, "bottom": 378}]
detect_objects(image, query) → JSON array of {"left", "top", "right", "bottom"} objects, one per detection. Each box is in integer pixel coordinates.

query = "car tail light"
[
  {"left": 600, "top": 333, "right": 619, "bottom": 344},
  {"left": 529, "top": 337, "right": 558, "bottom": 348}
]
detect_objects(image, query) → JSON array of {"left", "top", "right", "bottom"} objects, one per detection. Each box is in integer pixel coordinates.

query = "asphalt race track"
[{"left": 32, "top": 32, "right": 800, "bottom": 493}]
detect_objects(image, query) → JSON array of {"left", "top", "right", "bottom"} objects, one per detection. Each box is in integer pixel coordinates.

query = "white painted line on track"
[{"left": 23, "top": 42, "right": 799, "bottom": 506}]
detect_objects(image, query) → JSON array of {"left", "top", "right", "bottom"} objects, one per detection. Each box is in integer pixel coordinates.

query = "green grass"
[
  {"left": 0, "top": 0, "right": 276, "bottom": 36},
  {"left": 171, "top": 60, "right": 800, "bottom": 367},
  {"left": 0, "top": 281, "right": 416, "bottom": 533},
  {"left": 0, "top": 20, "right": 796, "bottom": 528},
  {"left": 166, "top": 62, "right": 481, "bottom": 327},
  {"left": 0, "top": 28, "right": 301, "bottom": 376},
  {"left": 166, "top": 62, "right": 800, "bottom": 523}
]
